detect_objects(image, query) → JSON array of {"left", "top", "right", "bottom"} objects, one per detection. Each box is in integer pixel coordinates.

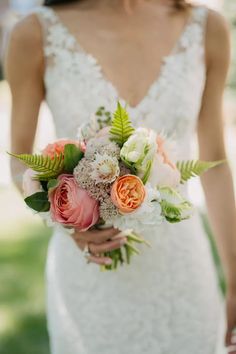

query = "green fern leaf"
[
  {"left": 176, "top": 160, "right": 225, "bottom": 184},
  {"left": 8, "top": 152, "right": 64, "bottom": 181},
  {"left": 109, "top": 102, "right": 135, "bottom": 147}
]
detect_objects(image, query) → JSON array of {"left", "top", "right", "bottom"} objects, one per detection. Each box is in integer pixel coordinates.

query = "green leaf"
[
  {"left": 8, "top": 152, "right": 64, "bottom": 181},
  {"left": 109, "top": 102, "right": 135, "bottom": 147},
  {"left": 47, "top": 179, "right": 59, "bottom": 190},
  {"left": 160, "top": 199, "right": 192, "bottom": 223},
  {"left": 176, "top": 160, "right": 225, "bottom": 184},
  {"left": 64, "top": 144, "right": 83, "bottom": 173},
  {"left": 141, "top": 160, "right": 153, "bottom": 185},
  {"left": 24, "top": 191, "right": 50, "bottom": 212},
  {"left": 40, "top": 180, "right": 48, "bottom": 192},
  {"left": 159, "top": 186, "right": 193, "bottom": 223}
]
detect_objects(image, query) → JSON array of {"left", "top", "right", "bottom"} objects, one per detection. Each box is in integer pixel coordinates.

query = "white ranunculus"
[
  {"left": 120, "top": 128, "right": 157, "bottom": 178},
  {"left": 112, "top": 184, "right": 164, "bottom": 233},
  {"left": 90, "top": 153, "right": 120, "bottom": 184},
  {"left": 149, "top": 154, "right": 181, "bottom": 188}
]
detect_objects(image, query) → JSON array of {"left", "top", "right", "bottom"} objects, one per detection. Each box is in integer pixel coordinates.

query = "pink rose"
[
  {"left": 42, "top": 140, "right": 82, "bottom": 159},
  {"left": 22, "top": 169, "right": 42, "bottom": 198},
  {"left": 149, "top": 135, "right": 181, "bottom": 188},
  {"left": 48, "top": 174, "right": 99, "bottom": 231}
]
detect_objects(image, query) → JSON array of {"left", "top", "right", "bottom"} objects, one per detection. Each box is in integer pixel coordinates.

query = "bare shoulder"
[
  {"left": 5, "top": 14, "right": 44, "bottom": 74},
  {"left": 205, "top": 9, "right": 231, "bottom": 67}
]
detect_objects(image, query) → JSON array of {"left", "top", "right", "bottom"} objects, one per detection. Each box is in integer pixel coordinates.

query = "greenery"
[
  {"left": 176, "top": 160, "right": 224, "bottom": 183},
  {"left": 109, "top": 102, "right": 135, "bottom": 147},
  {"left": 8, "top": 152, "right": 64, "bottom": 181},
  {"left": 25, "top": 192, "right": 50, "bottom": 212},
  {"left": 0, "top": 223, "right": 51, "bottom": 354},
  {"left": 63, "top": 144, "right": 83, "bottom": 173},
  {"left": 159, "top": 186, "right": 193, "bottom": 223}
]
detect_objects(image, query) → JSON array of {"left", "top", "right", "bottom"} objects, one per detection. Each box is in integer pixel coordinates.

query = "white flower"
[
  {"left": 120, "top": 128, "right": 157, "bottom": 179},
  {"left": 112, "top": 184, "right": 164, "bottom": 233},
  {"left": 77, "top": 114, "right": 99, "bottom": 141},
  {"left": 90, "top": 153, "right": 120, "bottom": 184},
  {"left": 85, "top": 136, "right": 120, "bottom": 159},
  {"left": 149, "top": 154, "right": 181, "bottom": 188},
  {"left": 159, "top": 186, "right": 193, "bottom": 221}
]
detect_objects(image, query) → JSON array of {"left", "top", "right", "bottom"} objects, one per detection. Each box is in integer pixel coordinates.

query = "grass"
[{"left": 0, "top": 223, "right": 52, "bottom": 354}]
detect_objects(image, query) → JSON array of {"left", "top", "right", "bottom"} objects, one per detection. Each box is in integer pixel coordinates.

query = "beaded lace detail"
[
  {"left": 34, "top": 6, "right": 207, "bottom": 150},
  {"left": 31, "top": 6, "right": 226, "bottom": 354}
]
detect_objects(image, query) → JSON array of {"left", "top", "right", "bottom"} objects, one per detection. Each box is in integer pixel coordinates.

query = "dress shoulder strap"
[
  {"left": 30, "top": 6, "right": 77, "bottom": 63},
  {"left": 175, "top": 6, "right": 208, "bottom": 54},
  {"left": 192, "top": 6, "right": 209, "bottom": 24}
]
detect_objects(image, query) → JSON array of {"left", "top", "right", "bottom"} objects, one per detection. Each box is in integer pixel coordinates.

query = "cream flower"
[
  {"left": 148, "top": 135, "right": 181, "bottom": 188},
  {"left": 120, "top": 128, "right": 157, "bottom": 180},
  {"left": 112, "top": 184, "right": 163, "bottom": 233},
  {"left": 90, "top": 153, "right": 120, "bottom": 184}
]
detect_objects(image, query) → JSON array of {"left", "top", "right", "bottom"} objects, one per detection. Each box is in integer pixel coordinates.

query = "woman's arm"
[
  {"left": 5, "top": 14, "right": 45, "bottom": 192},
  {"left": 5, "top": 15, "right": 125, "bottom": 265},
  {"left": 198, "top": 10, "right": 236, "bottom": 347}
]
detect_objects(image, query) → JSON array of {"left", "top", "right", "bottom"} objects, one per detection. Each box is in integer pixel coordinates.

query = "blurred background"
[{"left": 0, "top": 0, "right": 236, "bottom": 353}]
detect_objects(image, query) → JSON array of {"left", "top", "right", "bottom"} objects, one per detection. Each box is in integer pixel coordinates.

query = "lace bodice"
[{"left": 34, "top": 5, "right": 208, "bottom": 157}]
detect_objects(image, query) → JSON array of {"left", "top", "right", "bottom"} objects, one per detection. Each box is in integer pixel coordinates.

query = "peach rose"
[
  {"left": 156, "top": 135, "right": 176, "bottom": 169},
  {"left": 42, "top": 140, "right": 82, "bottom": 159},
  {"left": 111, "top": 174, "right": 146, "bottom": 214},
  {"left": 49, "top": 174, "right": 99, "bottom": 230},
  {"left": 148, "top": 135, "right": 181, "bottom": 188},
  {"left": 22, "top": 169, "right": 42, "bottom": 198}
]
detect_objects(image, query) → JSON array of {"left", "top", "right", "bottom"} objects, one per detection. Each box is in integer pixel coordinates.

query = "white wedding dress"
[{"left": 32, "top": 5, "right": 227, "bottom": 354}]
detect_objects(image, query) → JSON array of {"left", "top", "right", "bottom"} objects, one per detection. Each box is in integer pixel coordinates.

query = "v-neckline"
[{"left": 47, "top": 6, "right": 196, "bottom": 110}]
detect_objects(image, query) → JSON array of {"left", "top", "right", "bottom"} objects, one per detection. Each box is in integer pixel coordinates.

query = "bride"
[{"left": 5, "top": 0, "right": 236, "bottom": 353}]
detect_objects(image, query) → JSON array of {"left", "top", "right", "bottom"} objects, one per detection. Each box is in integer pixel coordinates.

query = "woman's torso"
[
  {"left": 33, "top": 3, "right": 207, "bottom": 161},
  {"left": 28, "top": 6, "right": 227, "bottom": 354}
]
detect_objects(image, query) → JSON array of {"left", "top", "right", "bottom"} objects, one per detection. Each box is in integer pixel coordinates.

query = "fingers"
[
  {"left": 74, "top": 239, "right": 114, "bottom": 266},
  {"left": 226, "top": 324, "right": 236, "bottom": 347},
  {"left": 226, "top": 328, "right": 236, "bottom": 353},
  {"left": 87, "top": 255, "right": 113, "bottom": 266},
  {"left": 72, "top": 233, "right": 126, "bottom": 267},
  {"left": 89, "top": 237, "right": 127, "bottom": 254},
  {"left": 90, "top": 228, "right": 121, "bottom": 243},
  {"left": 74, "top": 227, "right": 120, "bottom": 244}
]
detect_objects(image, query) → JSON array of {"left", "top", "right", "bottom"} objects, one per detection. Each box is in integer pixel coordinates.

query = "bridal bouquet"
[{"left": 9, "top": 103, "right": 222, "bottom": 270}]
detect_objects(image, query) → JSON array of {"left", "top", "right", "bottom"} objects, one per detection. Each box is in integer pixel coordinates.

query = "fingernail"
[{"left": 105, "top": 259, "right": 112, "bottom": 265}]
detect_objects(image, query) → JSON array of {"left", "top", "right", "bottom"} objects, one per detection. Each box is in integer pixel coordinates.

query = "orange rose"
[{"left": 111, "top": 175, "right": 146, "bottom": 214}]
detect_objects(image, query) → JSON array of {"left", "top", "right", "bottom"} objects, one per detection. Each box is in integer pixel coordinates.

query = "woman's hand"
[
  {"left": 72, "top": 227, "right": 127, "bottom": 266},
  {"left": 226, "top": 291, "right": 236, "bottom": 353}
]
